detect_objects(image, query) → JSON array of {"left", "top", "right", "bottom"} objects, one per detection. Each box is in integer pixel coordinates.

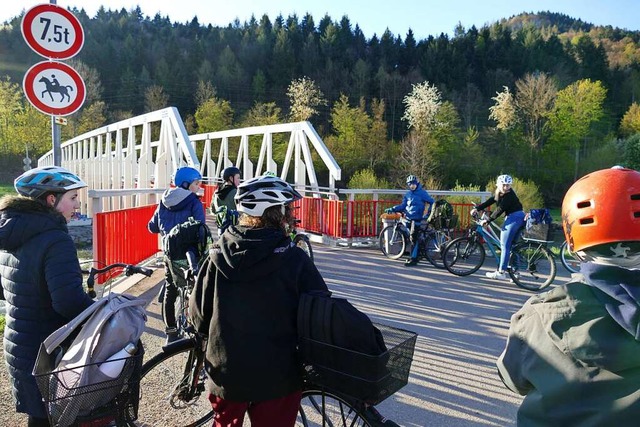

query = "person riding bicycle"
[
  {"left": 384, "top": 174, "right": 434, "bottom": 267},
  {"left": 471, "top": 174, "right": 524, "bottom": 280},
  {"left": 497, "top": 166, "right": 640, "bottom": 425},
  {"left": 0, "top": 166, "right": 94, "bottom": 427},
  {"left": 211, "top": 166, "right": 241, "bottom": 235},
  {"left": 148, "top": 166, "right": 206, "bottom": 345}
]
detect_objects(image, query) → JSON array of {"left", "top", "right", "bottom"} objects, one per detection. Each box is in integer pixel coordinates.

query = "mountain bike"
[
  {"left": 379, "top": 213, "right": 452, "bottom": 268},
  {"left": 443, "top": 211, "right": 556, "bottom": 291},
  {"left": 559, "top": 240, "right": 581, "bottom": 274}
]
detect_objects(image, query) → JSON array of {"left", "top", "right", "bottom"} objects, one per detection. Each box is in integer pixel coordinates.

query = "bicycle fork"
[{"left": 171, "top": 347, "right": 206, "bottom": 408}]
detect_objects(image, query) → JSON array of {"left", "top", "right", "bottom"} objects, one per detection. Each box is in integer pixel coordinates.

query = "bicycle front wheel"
[
  {"left": 294, "top": 234, "right": 314, "bottom": 261},
  {"left": 443, "top": 236, "right": 485, "bottom": 276},
  {"left": 560, "top": 240, "right": 580, "bottom": 274},
  {"left": 297, "top": 389, "right": 371, "bottom": 427},
  {"left": 379, "top": 225, "right": 407, "bottom": 260},
  {"left": 509, "top": 241, "right": 556, "bottom": 292},
  {"left": 136, "top": 339, "right": 213, "bottom": 427},
  {"left": 423, "top": 231, "right": 451, "bottom": 269}
]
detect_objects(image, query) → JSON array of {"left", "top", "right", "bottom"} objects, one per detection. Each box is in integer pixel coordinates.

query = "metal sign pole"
[
  {"left": 50, "top": 0, "right": 60, "bottom": 166},
  {"left": 52, "top": 116, "right": 61, "bottom": 166}
]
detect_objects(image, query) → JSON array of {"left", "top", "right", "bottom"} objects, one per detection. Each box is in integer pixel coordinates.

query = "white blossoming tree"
[
  {"left": 286, "top": 77, "right": 327, "bottom": 122},
  {"left": 489, "top": 86, "right": 518, "bottom": 131},
  {"left": 401, "top": 81, "right": 442, "bottom": 134}
]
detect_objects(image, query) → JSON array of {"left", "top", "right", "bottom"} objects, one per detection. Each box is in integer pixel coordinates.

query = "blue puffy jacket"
[
  {"left": 390, "top": 183, "right": 435, "bottom": 221},
  {"left": 148, "top": 187, "right": 206, "bottom": 236},
  {"left": 0, "top": 196, "right": 94, "bottom": 418}
]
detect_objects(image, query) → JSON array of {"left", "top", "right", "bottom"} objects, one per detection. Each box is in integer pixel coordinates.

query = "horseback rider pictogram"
[{"left": 39, "top": 74, "right": 74, "bottom": 102}]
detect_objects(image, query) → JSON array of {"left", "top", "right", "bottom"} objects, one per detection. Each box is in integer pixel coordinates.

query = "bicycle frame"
[{"left": 469, "top": 214, "right": 503, "bottom": 261}]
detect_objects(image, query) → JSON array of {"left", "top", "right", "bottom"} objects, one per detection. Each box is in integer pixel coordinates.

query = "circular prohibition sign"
[
  {"left": 21, "top": 4, "right": 84, "bottom": 60},
  {"left": 23, "top": 61, "right": 86, "bottom": 116}
]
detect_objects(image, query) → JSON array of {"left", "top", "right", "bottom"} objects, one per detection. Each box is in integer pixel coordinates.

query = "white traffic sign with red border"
[
  {"left": 23, "top": 61, "right": 86, "bottom": 116},
  {"left": 21, "top": 4, "right": 84, "bottom": 60}
]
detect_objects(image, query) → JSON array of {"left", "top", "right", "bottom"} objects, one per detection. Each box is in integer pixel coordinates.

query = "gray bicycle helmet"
[
  {"left": 14, "top": 166, "right": 87, "bottom": 199},
  {"left": 235, "top": 175, "right": 301, "bottom": 217}
]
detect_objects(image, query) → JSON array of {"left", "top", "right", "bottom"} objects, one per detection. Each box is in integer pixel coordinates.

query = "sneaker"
[
  {"left": 485, "top": 270, "right": 507, "bottom": 280},
  {"left": 362, "top": 405, "right": 400, "bottom": 427},
  {"left": 165, "top": 328, "right": 179, "bottom": 345},
  {"left": 404, "top": 258, "right": 419, "bottom": 267}
]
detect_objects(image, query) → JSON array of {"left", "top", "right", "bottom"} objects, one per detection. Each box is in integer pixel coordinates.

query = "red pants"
[{"left": 208, "top": 390, "right": 302, "bottom": 427}]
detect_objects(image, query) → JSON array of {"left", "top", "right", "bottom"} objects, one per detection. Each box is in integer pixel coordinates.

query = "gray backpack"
[{"left": 34, "top": 294, "right": 147, "bottom": 426}]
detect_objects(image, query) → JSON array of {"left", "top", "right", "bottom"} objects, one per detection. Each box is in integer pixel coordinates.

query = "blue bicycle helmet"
[
  {"left": 15, "top": 166, "right": 87, "bottom": 199},
  {"left": 174, "top": 167, "right": 202, "bottom": 189},
  {"left": 406, "top": 175, "right": 419, "bottom": 185}
]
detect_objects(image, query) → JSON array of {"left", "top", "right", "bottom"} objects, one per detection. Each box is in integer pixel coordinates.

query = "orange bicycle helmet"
[{"left": 562, "top": 166, "right": 640, "bottom": 252}]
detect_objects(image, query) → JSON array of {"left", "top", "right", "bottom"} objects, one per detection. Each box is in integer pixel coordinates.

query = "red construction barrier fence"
[
  {"left": 94, "top": 205, "right": 158, "bottom": 283},
  {"left": 92, "top": 193, "right": 473, "bottom": 276}
]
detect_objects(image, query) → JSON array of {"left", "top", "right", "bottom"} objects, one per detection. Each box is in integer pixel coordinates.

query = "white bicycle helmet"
[
  {"left": 496, "top": 174, "right": 513, "bottom": 186},
  {"left": 15, "top": 166, "right": 87, "bottom": 199},
  {"left": 235, "top": 175, "right": 302, "bottom": 217}
]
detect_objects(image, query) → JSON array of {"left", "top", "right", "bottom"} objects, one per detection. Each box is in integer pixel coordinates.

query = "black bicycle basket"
[
  {"left": 33, "top": 341, "right": 144, "bottom": 427},
  {"left": 522, "top": 223, "right": 553, "bottom": 242},
  {"left": 300, "top": 323, "right": 417, "bottom": 405}
]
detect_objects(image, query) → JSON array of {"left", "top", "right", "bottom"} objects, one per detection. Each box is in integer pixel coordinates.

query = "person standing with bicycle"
[
  {"left": 497, "top": 166, "right": 640, "bottom": 425},
  {"left": 0, "top": 166, "right": 94, "bottom": 427},
  {"left": 148, "top": 166, "right": 206, "bottom": 345},
  {"left": 189, "top": 175, "right": 327, "bottom": 426},
  {"left": 211, "top": 166, "right": 241, "bottom": 235},
  {"left": 384, "top": 174, "right": 434, "bottom": 267},
  {"left": 471, "top": 174, "right": 524, "bottom": 280}
]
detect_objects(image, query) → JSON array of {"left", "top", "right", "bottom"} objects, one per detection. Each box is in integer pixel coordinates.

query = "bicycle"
[
  {"left": 288, "top": 206, "right": 314, "bottom": 261},
  {"left": 35, "top": 262, "right": 153, "bottom": 427},
  {"left": 378, "top": 213, "right": 452, "bottom": 268},
  {"left": 135, "top": 322, "right": 415, "bottom": 427},
  {"left": 559, "top": 240, "right": 581, "bottom": 274},
  {"left": 442, "top": 211, "right": 557, "bottom": 291},
  {"left": 85, "top": 262, "right": 154, "bottom": 298}
]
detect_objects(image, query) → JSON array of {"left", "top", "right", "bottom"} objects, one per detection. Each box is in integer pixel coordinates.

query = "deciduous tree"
[{"left": 286, "top": 77, "right": 327, "bottom": 121}]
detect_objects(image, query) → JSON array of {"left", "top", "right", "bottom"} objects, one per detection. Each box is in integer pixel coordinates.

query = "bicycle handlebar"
[{"left": 85, "top": 263, "right": 154, "bottom": 298}]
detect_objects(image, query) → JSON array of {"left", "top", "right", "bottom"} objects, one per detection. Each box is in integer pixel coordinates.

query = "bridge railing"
[{"left": 88, "top": 187, "right": 490, "bottom": 267}]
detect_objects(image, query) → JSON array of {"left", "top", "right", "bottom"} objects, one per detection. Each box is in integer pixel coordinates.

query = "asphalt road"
[{"left": 0, "top": 243, "right": 573, "bottom": 426}]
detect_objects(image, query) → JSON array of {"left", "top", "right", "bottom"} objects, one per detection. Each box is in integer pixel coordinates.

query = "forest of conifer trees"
[{"left": 2, "top": 7, "right": 640, "bottom": 203}]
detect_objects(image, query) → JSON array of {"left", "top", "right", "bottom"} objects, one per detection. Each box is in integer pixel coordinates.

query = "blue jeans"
[{"left": 499, "top": 211, "right": 525, "bottom": 272}]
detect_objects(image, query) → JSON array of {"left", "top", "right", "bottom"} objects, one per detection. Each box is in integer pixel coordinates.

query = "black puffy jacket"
[
  {"left": 0, "top": 195, "right": 93, "bottom": 418},
  {"left": 189, "top": 225, "right": 328, "bottom": 402}
]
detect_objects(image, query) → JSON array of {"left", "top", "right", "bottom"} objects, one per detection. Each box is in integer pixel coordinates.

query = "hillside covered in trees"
[{"left": 2, "top": 8, "right": 640, "bottom": 203}]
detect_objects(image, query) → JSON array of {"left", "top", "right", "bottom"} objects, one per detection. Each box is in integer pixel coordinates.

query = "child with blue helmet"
[
  {"left": 148, "top": 166, "right": 206, "bottom": 344},
  {"left": 384, "top": 175, "right": 434, "bottom": 266}
]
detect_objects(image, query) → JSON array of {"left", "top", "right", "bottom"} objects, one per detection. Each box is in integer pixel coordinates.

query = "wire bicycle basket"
[
  {"left": 300, "top": 324, "right": 417, "bottom": 405},
  {"left": 33, "top": 341, "right": 144, "bottom": 427}
]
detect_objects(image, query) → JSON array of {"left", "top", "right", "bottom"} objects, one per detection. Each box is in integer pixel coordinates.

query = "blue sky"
[{"left": 4, "top": 0, "right": 639, "bottom": 40}]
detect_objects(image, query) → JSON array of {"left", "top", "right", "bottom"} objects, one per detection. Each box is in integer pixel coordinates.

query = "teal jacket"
[{"left": 497, "top": 264, "right": 640, "bottom": 426}]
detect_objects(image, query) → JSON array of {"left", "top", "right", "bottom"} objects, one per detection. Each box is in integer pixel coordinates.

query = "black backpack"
[
  {"left": 297, "top": 291, "right": 389, "bottom": 402},
  {"left": 163, "top": 217, "right": 212, "bottom": 261}
]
